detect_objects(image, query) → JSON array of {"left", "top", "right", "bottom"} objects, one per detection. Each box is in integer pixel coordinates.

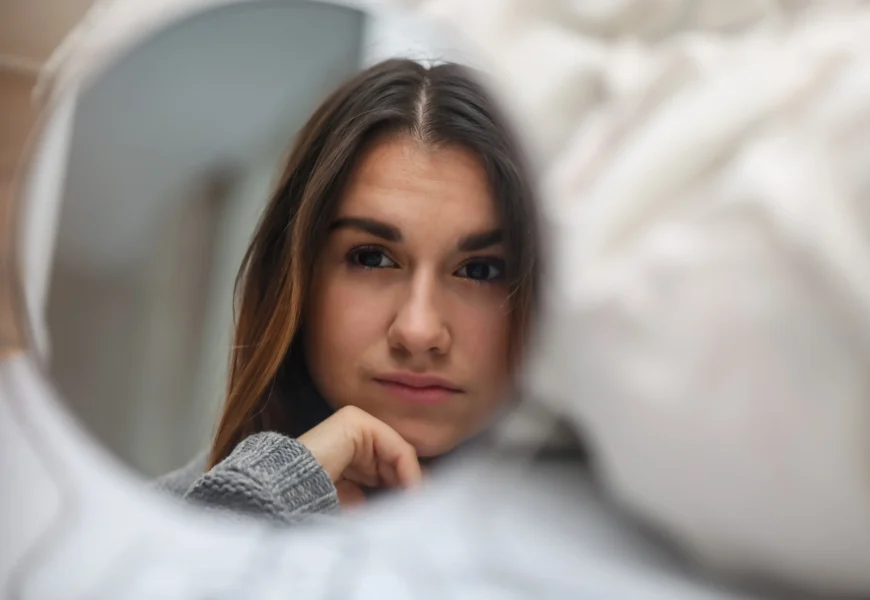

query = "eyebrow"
[
  {"left": 329, "top": 217, "right": 402, "bottom": 242},
  {"left": 329, "top": 216, "right": 503, "bottom": 252},
  {"left": 458, "top": 228, "right": 503, "bottom": 252}
]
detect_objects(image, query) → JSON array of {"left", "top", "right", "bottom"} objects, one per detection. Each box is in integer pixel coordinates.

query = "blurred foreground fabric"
[{"left": 404, "top": 0, "right": 870, "bottom": 593}]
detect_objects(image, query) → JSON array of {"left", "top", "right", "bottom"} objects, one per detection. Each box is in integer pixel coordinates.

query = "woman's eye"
[
  {"left": 455, "top": 259, "right": 505, "bottom": 282},
  {"left": 349, "top": 248, "right": 397, "bottom": 269}
]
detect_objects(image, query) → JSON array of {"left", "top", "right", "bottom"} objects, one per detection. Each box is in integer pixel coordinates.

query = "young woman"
[{"left": 156, "top": 58, "right": 539, "bottom": 520}]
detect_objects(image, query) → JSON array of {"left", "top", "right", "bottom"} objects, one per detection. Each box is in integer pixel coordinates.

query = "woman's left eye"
[{"left": 455, "top": 259, "right": 506, "bottom": 282}]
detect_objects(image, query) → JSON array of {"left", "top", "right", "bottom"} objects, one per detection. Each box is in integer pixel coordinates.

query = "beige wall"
[
  {"left": 0, "top": 0, "right": 93, "bottom": 66},
  {"left": 0, "top": 0, "right": 92, "bottom": 352},
  {"left": 0, "top": 69, "right": 37, "bottom": 351},
  {"left": 0, "top": 0, "right": 93, "bottom": 221}
]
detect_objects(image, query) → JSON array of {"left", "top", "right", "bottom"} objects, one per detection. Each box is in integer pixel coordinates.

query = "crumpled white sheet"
[{"left": 402, "top": 0, "right": 870, "bottom": 593}]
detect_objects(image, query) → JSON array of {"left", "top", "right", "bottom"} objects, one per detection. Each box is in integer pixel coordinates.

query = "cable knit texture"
[{"left": 154, "top": 432, "right": 339, "bottom": 524}]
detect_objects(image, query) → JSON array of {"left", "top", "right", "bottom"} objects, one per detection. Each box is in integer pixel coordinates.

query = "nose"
[{"left": 388, "top": 273, "right": 451, "bottom": 358}]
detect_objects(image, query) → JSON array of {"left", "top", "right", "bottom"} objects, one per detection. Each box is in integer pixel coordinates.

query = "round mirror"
[
  {"left": 21, "top": 0, "right": 490, "bottom": 478},
  {"left": 5, "top": 2, "right": 870, "bottom": 599}
]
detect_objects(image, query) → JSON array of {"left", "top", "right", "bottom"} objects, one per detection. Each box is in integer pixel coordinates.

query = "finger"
[
  {"left": 391, "top": 447, "right": 423, "bottom": 488},
  {"left": 335, "top": 479, "right": 367, "bottom": 508},
  {"left": 371, "top": 428, "right": 422, "bottom": 488},
  {"left": 377, "top": 461, "right": 400, "bottom": 489},
  {"left": 337, "top": 406, "right": 422, "bottom": 488},
  {"left": 344, "top": 466, "right": 380, "bottom": 489}
]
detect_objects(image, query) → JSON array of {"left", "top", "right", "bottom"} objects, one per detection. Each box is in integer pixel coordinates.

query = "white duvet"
[{"left": 408, "top": 0, "right": 870, "bottom": 592}]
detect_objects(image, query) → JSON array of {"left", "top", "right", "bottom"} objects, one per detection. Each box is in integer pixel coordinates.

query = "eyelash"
[
  {"left": 346, "top": 246, "right": 506, "bottom": 284},
  {"left": 347, "top": 245, "right": 398, "bottom": 270},
  {"left": 455, "top": 257, "right": 506, "bottom": 284}
]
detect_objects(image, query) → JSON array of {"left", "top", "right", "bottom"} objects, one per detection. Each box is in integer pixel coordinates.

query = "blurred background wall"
[
  {"left": 0, "top": 0, "right": 91, "bottom": 348},
  {"left": 1, "top": 0, "right": 470, "bottom": 477}
]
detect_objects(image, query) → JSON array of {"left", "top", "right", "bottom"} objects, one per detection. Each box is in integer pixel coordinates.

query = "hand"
[{"left": 298, "top": 406, "right": 422, "bottom": 507}]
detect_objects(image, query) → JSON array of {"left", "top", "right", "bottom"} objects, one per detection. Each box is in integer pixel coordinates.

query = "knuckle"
[{"left": 337, "top": 405, "right": 363, "bottom": 421}]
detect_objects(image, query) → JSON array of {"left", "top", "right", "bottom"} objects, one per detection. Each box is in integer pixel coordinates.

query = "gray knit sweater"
[{"left": 153, "top": 431, "right": 340, "bottom": 523}]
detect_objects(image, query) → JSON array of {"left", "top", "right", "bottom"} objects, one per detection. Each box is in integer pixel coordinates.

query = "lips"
[{"left": 373, "top": 373, "right": 463, "bottom": 406}]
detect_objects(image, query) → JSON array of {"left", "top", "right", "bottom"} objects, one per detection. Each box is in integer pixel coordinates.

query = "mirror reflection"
[{"left": 42, "top": 3, "right": 535, "bottom": 510}]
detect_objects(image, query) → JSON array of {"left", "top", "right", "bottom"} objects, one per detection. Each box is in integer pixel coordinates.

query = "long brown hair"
[{"left": 208, "top": 59, "right": 540, "bottom": 468}]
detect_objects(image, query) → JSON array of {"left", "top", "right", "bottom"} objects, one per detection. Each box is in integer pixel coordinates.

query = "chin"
[
  {"left": 411, "top": 441, "right": 451, "bottom": 459},
  {"left": 391, "top": 421, "right": 461, "bottom": 458}
]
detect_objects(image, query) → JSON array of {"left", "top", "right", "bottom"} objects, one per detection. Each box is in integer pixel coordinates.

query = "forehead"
[{"left": 337, "top": 135, "right": 498, "bottom": 231}]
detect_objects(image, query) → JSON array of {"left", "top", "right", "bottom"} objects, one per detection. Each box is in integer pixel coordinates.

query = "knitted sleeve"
[{"left": 182, "top": 431, "right": 340, "bottom": 523}]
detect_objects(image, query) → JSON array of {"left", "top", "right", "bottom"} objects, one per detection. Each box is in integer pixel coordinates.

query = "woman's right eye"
[{"left": 348, "top": 247, "right": 397, "bottom": 269}]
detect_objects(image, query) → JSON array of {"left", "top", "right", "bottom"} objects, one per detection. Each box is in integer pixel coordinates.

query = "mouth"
[{"left": 373, "top": 373, "right": 464, "bottom": 406}]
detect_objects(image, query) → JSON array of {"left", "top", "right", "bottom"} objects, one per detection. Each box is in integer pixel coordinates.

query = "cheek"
[
  {"left": 452, "top": 299, "right": 512, "bottom": 379},
  {"left": 306, "top": 274, "right": 391, "bottom": 373}
]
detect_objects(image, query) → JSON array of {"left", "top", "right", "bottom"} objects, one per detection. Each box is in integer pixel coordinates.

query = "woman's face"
[{"left": 305, "top": 134, "right": 513, "bottom": 457}]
